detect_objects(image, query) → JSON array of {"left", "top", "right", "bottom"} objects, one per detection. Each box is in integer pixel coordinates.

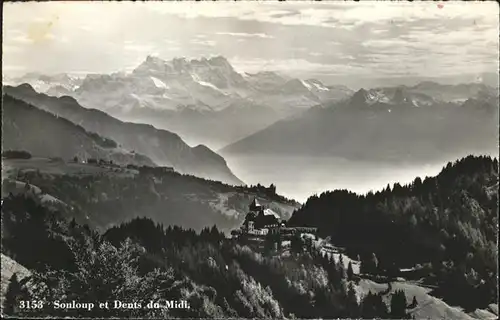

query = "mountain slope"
[
  {"left": 116, "top": 98, "right": 299, "bottom": 149},
  {"left": 4, "top": 84, "right": 243, "bottom": 185},
  {"left": 221, "top": 86, "right": 499, "bottom": 163},
  {"left": 1, "top": 94, "right": 154, "bottom": 166},
  {"left": 288, "top": 155, "right": 498, "bottom": 311}
]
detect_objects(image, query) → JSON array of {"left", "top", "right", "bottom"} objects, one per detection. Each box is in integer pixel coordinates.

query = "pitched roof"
[
  {"left": 254, "top": 214, "right": 279, "bottom": 228},
  {"left": 263, "top": 208, "right": 280, "bottom": 219}
]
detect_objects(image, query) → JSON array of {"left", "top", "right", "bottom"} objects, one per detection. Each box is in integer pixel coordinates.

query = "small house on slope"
[{"left": 243, "top": 198, "right": 283, "bottom": 233}]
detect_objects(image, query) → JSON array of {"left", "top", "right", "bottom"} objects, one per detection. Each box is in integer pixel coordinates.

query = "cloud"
[
  {"left": 309, "top": 52, "right": 323, "bottom": 57},
  {"left": 2, "top": 1, "right": 498, "bottom": 84},
  {"left": 216, "top": 32, "right": 274, "bottom": 39},
  {"left": 230, "top": 57, "right": 370, "bottom": 76},
  {"left": 147, "top": 1, "right": 498, "bottom": 29},
  {"left": 191, "top": 39, "right": 217, "bottom": 47},
  {"left": 269, "top": 10, "right": 301, "bottom": 19}
]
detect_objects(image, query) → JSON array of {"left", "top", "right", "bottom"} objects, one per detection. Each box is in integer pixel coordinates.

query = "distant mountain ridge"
[
  {"left": 221, "top": 85, "right": 499, "bottom": 163},
  {"left": 347, "top": 87, "right": 436, "bottom": 108},
  {"left": 379, "top": 82, "right": 497, "bottom": 104},
  {"left": 341, "top": 82, "right": 497, "bottom": 109},
  {"left": 6, "top": 72, "right": 84, "bottom": 95},
  {"left": 7, "top": 59, "right": 497, "bottom": 150},
  {"left": 4, "top": 84, "right": 244, "bottom": 186}
]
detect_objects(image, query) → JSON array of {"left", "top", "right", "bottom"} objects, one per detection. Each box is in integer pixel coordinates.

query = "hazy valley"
[{"left": 225, "top": 155, "right": 451, "bottom": 202}]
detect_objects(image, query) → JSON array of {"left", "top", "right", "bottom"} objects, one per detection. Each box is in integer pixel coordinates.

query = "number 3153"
[{"left": 19, "top": 301, "right": 44, "bottom": 309}]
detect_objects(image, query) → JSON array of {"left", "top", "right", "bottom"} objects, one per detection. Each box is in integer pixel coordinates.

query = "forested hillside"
[
  {"left": 288, "top": 155, "right": 499, "bottom": 310},
  {"left": 3, "top": 160, "right": 297, "bottom": 232},
  {"left": 2, "top": 155, "right": 497, "bottom": 318},
  {"left": 3, "top": 195, "right": 400, "bottom": 319}
]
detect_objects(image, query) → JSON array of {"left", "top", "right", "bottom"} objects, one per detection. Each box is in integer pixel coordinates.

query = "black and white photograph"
[{"left": 1, "top": 0, "right": 499, "bottom": 318}]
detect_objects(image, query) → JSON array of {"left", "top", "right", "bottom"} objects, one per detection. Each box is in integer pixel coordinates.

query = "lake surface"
[{"left": 225, "top": 155, "right": 449, "bottom": 203}]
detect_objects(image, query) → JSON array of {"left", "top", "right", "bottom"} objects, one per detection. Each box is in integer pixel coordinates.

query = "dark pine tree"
[
  {"left": 290, "top": 233, "right": 303, "bottom": 254},
  {"left": 347, "top": 261, "right": 354, "bottom": 281},
  {"left": 3, "top": 273, "right": 21, "bottom": 316},
  {"left": 338, "top": 259, "right": 347, "bottom": 280},
  {"left": 346, "top": 282, "right": 360, "bottom": 318},
  {"left": 361, "top": 290, "right": 388, "bottom": 319},
  {"left": 361, "top": 291, "right": 376, "bottom": 318},
  {"left": 390, "top": 290, "right": 409, "bottom": 319},
  {"left": 409, "top": 295, "right": 418, "bottom": 308}
]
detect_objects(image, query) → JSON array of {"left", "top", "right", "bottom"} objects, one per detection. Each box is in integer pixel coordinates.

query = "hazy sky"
[{"left": 3, "top": 1, "right": 499, "bottom": 87}]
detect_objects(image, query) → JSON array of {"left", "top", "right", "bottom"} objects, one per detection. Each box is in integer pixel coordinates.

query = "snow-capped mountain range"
[
  {"left": 4, "top": 72, "right": 84, "bottom": 96},
  {"left": 343, "top": 82, "right": 497, "bottom": 111},
  {"left": 221, "top": 85, "right": 499, "bottom": 163},
  {"left": 27, "top": 55, "right": 350, "bottom": 113},
  {"left": 348, "top": 87, "right": 436, "bottom": 109},
  {"left": 5, "top": 56, "right": 495, "bottom": 150},
  {"left": 5, "top": 56, "right": 353, "bottom": 149}
]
